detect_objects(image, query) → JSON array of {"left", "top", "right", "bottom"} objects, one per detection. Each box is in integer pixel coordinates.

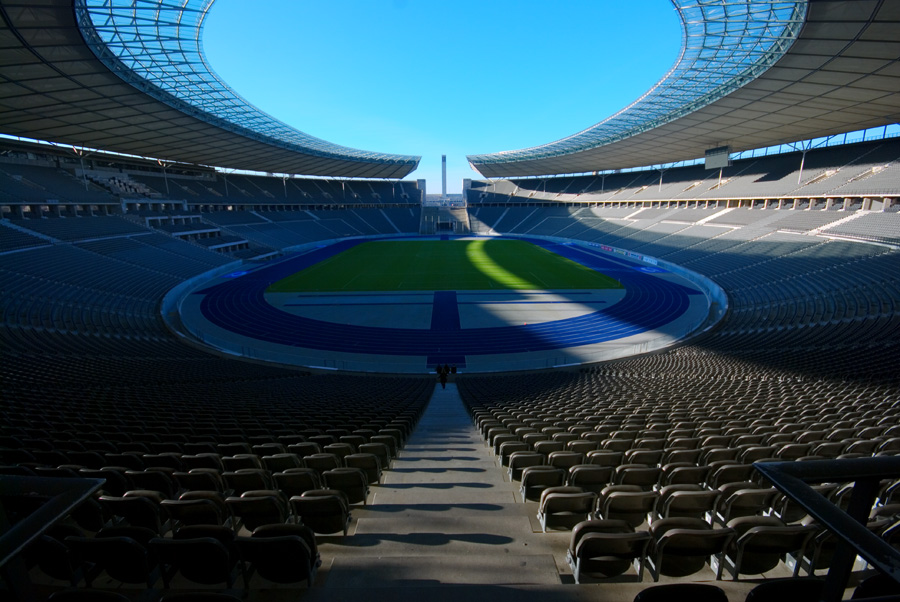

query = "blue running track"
[{"left": 195, "top": 238, "right": 701, "bottom": 361}]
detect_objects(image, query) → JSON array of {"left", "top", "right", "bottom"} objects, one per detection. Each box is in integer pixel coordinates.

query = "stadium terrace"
[{"left": 1, "top": 1, "right": 899, "bottom": 601}]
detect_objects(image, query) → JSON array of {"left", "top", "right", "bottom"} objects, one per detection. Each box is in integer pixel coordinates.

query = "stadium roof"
[
  {"left": 0, "top": 0, "right": 420, "bottom": 179},
  {"left": 468, "top": 0, "right": 900, "bottom": 178}
]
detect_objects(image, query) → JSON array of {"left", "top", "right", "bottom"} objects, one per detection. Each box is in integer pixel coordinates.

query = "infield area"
[
  {"left": 179, "top": 236, "right": 719, "bottom": 373},
  {"left": 266, "top": 239, "right": 623, "bottom": 293}
]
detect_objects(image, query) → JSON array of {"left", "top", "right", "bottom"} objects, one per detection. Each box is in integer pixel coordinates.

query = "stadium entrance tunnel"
[{"left": 167, "top": 235, "right": 726, "bottom": 374}]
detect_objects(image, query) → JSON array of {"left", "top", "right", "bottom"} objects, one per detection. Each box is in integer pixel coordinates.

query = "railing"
[
  {"left": 0, "top": 476, "right": 104, "bottom": 601},
  {"left": 754, "top": 457, "right": 900, "bottom": 602}
]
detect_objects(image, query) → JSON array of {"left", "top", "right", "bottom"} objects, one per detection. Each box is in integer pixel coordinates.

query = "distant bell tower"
[{"left": 441, "top": 154, "right": 447, "bottom": 199}]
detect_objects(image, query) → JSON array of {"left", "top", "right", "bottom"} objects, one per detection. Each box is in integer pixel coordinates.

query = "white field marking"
[
  {"left": 341, "top": 273, "right": 363, "bottom": 290},
  {"left": 528, "top": 271, "right": 549, "bottom": 288}
]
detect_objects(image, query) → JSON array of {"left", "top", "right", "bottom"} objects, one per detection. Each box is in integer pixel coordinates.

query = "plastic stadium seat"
[
  {"left": 586, "top": 450, "right": 625, "bottom": 468},
  {"left": 567, "top": 464, "right": 613, "bottom": 495},
  {"left": 223, "top": 469, "right": 274, "bottom": 494},
  {"left": 221, "top": 454, "right": 263, "bottom": 471},
  {"left": 273, "top": 468, "right": 322, "bottom": 498},
  {"left": 343, "top": 453, "right": 382, "bottom": 484},
  {"left": 743, "top": 577, "right": 825, "bottom": 602},
  {"left": 180, "top": 454, "right": 225, "bottom": 472},
  {"left": 322, "top": 467, "right": 370, "bottom": 505},
  {"left": 659, "top": 463, "right": 709, "bottom": 487},
  {"left": 98, "top": 494, "right": 168, "bottom": 535},
  {"left": 656, "top": 485, "right": 721, "bottom": 521},
  {"left": 261, "top": 453, "right": 303, "bottom": 473},
  {"left": 567, "top": 519, "right": 651, "bottom": 583},
  {"left": 251, "top": 523, "right": 321, "bottom": 570},
  {"left": 498, "top": 441, "right": 529, "bottom": 467},
  {"left": 24, "top": 525, "right": 85, "bottom": 586},
  {"left": 520, "top": 466, "right": 567, "bottom": 502},
  {"left": 596, "top": 486, "right": 659, "bottom": 529},
  {"left": 289, "top": 490, "right": 351, "bottom": 536},
  {"left": 151, "top": 536, "right": 241, "bottom": 588},
  {"left": 547, "top": 451, "right": 585, "bottom": 470},
  {"left": 647, "top": 517, "right": 735, "bottom": 581},
  {"left": 713, "top": 482, "right": 778, "bottom": 525},
  {"left": 225, "top": 490, "right": 290, "bottom": 531},
  {"left": 126, "top": 469, "right": 178, "bottom": 499},
  {"left": 80, "top": 468, "right": 129, "bottom": 497},
  {"left": 537, "top": 486, "right": 597, "bottom": 532},
  {"left": 49, "top": 589, "right": 130, "bottom": 602},
  {"left": 357, "top": 442, "right": 392, "bottom": 470},
  {"left": 303, "top": 453, "right": 343, "bottom": 475},
  {"left": 633, "top": 583, "right": 728, "bottom": 602},
  {"left": 66, "top": 533, "right": 160, "bottom": 588},
  {"left": 720, "top": 516, "right": 817, "bottom": 579},
  {"left": 173, "top": 469, "right": 228, "bottom": 494},
  {"left": 161, "top": 498, "right": 226, "bottom": 528},
  {"left": 614, "top": 464, "right": 662, "bottom": 490}
]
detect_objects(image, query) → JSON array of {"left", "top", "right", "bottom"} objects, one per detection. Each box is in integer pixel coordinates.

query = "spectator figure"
[{"left": 437, "top": 364, "right": 448, "bottom": 389}]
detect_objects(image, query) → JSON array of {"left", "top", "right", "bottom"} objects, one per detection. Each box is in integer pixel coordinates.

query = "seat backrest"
[
  {"left": 261, "top": 453, "right": 303, "bottom": 472},
  {"left": 633, "top": 583, "right": 728, "bottom": 602},
  {"left": 66, "top": 535, "right": 154, "bottom": 584},
  {"left": 601, "top": 490, "right": 659, "bottom": 526},
  {"left": 289, "top": 495, "right": 349, "bottom": 535},
  {"left": 656, "top": 527, "right": 735, "bottom": 555},
  {"left": 570, "top": 519, "right": 633, "bottom": 552},
  {"left": 586, "top": 450, "right": 624, "bottom": 467},
  {"left": 274, "top": 469, "right": 321, "bottom": 497},
  {"left": 150, "top": 537, "right": 233, "bottom": 585},
  {"left": 173, "top": 469, "right": 225, "bottom": 493},
  {"left": 126, "top": 470, "right": 177, "bottom": 498},
  {"left": 548, "top": 451, "right": 584, "bottom": 468},
  {"left": 734, "top": 522, "right": 817, "bottom": 552},
  {"left": 236, "top": 536, "right": 314, "bottom": 584},
  {"left": 303, "top": 453, "right": 342, "bottom": 472},
  {"left": 576, "top": 531, "right": 652, "bottom": 558},
  {"left": 225, "top": 495, "right": 287, "bottom": 530},
  {"left": 569, "top": 465, "right": 613, "bottom": 485},
  {"left": 174, "top": 525, "right": 236, "bottom": 549},
  {"left": 223, "top": 469, "right": 273, "bottom": 494},
  {"left": 252, "top": 523, "right": 318, "bottom": 559},
  {"left": 160, "top": 499, "right": 224, "bottom": 527},
  {"left": 522, "top": 466, "right": 566, "bottom": 483},
  {"left": 662, "top": 489, "right": 722, "bottom": 517},
  {"left": 541, "top": 491, "right": 597, "bottom": 514},
  {"left": 98, "top": 495, "right": 162, "bottom": 533}
]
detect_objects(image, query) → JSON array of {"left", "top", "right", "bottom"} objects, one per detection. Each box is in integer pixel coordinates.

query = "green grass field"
[{"left": 267, "top": 239, "right": 622, "bottom": 293}]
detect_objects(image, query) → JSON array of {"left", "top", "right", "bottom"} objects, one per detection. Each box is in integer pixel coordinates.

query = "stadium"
[{"left": 1, "top": 1, "right": 899, "bottom": 601}]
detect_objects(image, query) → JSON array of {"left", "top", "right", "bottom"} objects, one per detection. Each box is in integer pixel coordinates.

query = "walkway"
[{"left": 296, "top": 383, "right": 755, "bottom": 602}]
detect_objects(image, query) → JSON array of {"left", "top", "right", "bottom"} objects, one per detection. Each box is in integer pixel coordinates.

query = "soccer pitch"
[{"left": 267, "top": 239, "right": 622, "bottom": 293}]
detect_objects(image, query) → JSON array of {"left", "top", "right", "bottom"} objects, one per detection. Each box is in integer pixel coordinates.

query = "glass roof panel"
[
  {"left": 468, "top": 0, "right": 807, "bottom": 168},
  {"left": 75, "top": 0, "right": 420, "bottom": 168}
]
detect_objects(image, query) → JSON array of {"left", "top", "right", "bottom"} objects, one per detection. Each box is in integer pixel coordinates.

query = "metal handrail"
[
  {"left": 754, "top": 457, "right": 900, "bottom": 602},
  {"left": 0, "top": 476, "right": 105, "bottom": 601}
]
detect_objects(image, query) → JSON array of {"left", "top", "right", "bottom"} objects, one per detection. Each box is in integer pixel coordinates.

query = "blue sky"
[{"left": 202, "top": 0, "right": 681, "bottom": 193}]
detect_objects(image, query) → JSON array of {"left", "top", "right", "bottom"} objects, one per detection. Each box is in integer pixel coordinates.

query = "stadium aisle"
[
  {"left": 300, "top": 383, "right": 758, "bottom": 602},
  {"left": 313, "top": 381, "right": 566, "bottom": 592}
]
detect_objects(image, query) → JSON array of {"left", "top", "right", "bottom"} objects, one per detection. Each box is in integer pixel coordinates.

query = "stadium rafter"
[
  {"left": 0, "top": 0, "right": 420, "bottom": 178},
  {"left": 468, "top": 0, "right": 900, "bottom": 178}
]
